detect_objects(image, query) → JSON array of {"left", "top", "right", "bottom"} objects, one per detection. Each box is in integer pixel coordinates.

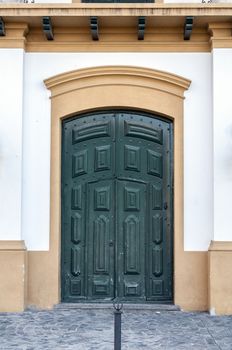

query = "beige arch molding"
[
  {"left": 28, "top": 66, "right": 207, "bottom": 312},
  {"left": 44, "top": 65, "right": 191, "bottom": 100}
]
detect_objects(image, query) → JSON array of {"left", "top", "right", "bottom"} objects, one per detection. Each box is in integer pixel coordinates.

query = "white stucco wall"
[
  {"left": 21, "top": 52, "right": 213, "bottom": 251},
  {"left": 34, "top": 0, "right": 72, "bottom": 2},
  {"left": 164, "top": 0, "right": 203, "bottom": 3},
  {"left": 164, "top": 0, "right": 232, "bottom": 2},
  {"left": 0, "top": 0, "right": 71, "bottom": 3},
  {"left": 0, "top": 49, "right": 24, "bottom": 240},
  {"left": 212, "top": 48, "right": 232, "bottom": 242}
]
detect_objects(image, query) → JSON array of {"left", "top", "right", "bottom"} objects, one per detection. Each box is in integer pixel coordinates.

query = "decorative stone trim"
[
  {"left": 209, "top": 240, "right": 232, "bottom": 251},
  {"left": 208, "top": 22, "right": 232, "bottom": 49},
  {"left": 44, "top": 65, "right": 191, "bottom": 99},
  {"left": 0, "top": 22, "right": 28, "bottom": 48},
  {"left": 0, "top": 5, "right": 232, "bottom": 51},
  {"left": 0, "top": 240, "right": 26, "bottom": 251}
]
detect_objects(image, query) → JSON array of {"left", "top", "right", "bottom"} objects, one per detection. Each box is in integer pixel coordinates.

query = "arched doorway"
[
  {"left": 39, "top": 66, "right": 193, "bottom": 310},
  {"left": 61, "top": 110, "right": 173, "bottom": 303}
]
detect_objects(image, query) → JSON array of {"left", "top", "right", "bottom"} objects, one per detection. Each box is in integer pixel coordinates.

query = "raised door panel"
[
  {"left": 147, "top": 180, "right": 169, "bottom": 301},
  {"left": 116, "top": 180, "right": 146, "bottom": 301},
  {"left": 61, "top": 183, "right": 86, "bottom": 300},
  {"left": 147, "top": 138, "right": 173, "bottom": 301},
  {"left": 117, "top": 113, "right": 164, "bottom": 184},
  {"left": 87, "top": 180, "right": 115, "bottom": 299},
  {"left": 69, "top": 113, "right": 116, "bottom": 184}
]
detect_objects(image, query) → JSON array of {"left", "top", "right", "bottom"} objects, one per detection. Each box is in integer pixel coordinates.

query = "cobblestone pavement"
[{"left": 0, "top": 307, "right": 232, "bottom": 350}]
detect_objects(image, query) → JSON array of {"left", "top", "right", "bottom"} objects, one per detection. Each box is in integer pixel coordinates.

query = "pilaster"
[
  {"left": 208, "top": 241, "right": 232, "bottom": 315},
  {"left": 0, "top": 241, "right": 27, "bottom": 312},
  {"left": 210, "top": 42, "right": 232, "bottom": 243},
  {"left": 0, "top": 47, "right": 25, "bottom": 241}
]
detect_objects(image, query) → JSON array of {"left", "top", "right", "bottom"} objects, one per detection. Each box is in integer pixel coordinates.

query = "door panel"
[
  {"left": 117, "top": 112, "right": 173, "bottom": 301},
  {"left": 117, "top": 113, "right": 165, "bottom": 182},
  {"left": 87, "top": 180, "right": 115, "bottom": 299},
  {"left": 70, "top": 114, "right": 115, "bottom": 184},
  {"left": 62, "top": 113, "right": 115, "bottom": 301},
  {"left": 61, "top": 111, "right": 173, "bottom": 303},
  {"left": 116, "top": 180, "right": 146, "bottom": 301}
]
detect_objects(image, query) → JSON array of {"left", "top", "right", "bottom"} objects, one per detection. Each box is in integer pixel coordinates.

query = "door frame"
[{"left": 43, "top": 65, "right": 193, "bottom": 307}]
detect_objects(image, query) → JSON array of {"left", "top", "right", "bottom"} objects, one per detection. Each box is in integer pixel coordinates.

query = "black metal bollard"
[{"left": 113, "top": 301, "right": 123, "bottom": 350}]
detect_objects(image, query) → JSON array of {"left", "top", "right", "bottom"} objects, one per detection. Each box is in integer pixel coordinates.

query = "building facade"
[{"left": 0, "top": 1, "right": 232, "bottom": 314}]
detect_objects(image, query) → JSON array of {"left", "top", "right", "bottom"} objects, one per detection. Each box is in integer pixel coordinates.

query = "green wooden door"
[{"left": 61, "top": 111, "right": 173, "bottom": 303}]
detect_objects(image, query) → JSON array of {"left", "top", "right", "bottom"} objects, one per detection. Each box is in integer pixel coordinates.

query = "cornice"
[
  {"left": 24, "top": 25, "right": 210, "bottom": 52},
  {"left": 1, "top": 3, "right": 232, "bottom": 16},
  {"left": 0, "top": 240, "right": 26, "bottom": 251},
  {"left": 26, "top": 42, "right": 210, "bottom": 52},
  {"left": 209, "top": 241, "right": 232, "bottom": 252},
  {"left": 0, "top": 5, "right": 232, "bottom": 51}
]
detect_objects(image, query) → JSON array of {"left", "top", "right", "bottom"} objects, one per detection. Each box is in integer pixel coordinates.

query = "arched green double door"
[{"left": 61, "top": 111, "right": 173, "bottom": 303}]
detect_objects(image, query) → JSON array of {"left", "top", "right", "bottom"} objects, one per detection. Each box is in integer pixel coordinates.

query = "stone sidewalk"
[{"left": 0, "top": 306, "right": 232, "bottom": 350}]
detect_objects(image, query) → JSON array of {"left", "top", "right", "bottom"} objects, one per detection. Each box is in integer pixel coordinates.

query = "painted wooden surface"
[{"left": 61, "top": 111, "right": 173, "bottom": 302}]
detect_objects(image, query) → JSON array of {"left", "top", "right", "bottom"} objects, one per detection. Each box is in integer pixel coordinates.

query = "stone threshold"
[{"left": 55, "top": 303, "right": 180, "bottom": 311}]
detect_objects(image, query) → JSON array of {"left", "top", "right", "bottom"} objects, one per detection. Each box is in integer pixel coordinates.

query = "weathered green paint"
[{"left": 61, "top": 111, "right": 173, "bottom": 302}]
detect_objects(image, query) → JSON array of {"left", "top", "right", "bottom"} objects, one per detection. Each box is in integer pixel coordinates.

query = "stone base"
[
  {"left": 54, "top": 303, "right": 181, "bottom": 311},
  {"left": 208, "top": 241, "right": 232, "bottom": 315},
  {"left": 0, "top": 241, "right": 27, "bottom": 312}
]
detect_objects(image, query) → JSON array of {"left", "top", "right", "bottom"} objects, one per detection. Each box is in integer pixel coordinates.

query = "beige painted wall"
[
  {"left": 0, "top": 66, "right": 210, "bottom": 312},
  {"left": 208, "top": 241, "right": 232, "bottom": 315},
  {"left": 0, "top": 241, "right": 27, "bottom": 312},
  {"left": 26, "top": 66, "right": 209, "bottom": 311}
]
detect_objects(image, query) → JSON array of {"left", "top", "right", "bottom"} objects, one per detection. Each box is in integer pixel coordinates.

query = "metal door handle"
[
  {"left": 164, "top": 202, "right": 168, "bottom": 210},
  {"left": 109, "top": 240, "right": 114, "bottom": 247}
]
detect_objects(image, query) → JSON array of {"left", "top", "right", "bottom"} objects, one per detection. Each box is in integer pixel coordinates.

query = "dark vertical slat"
[
  {"left": 184, "top": 16, "right": 194, "bottom": 40},
  {"left": 0, "top": 17, "right": 5, "bottom": 36},
  {"left": 42, "top": 16, "right": 54, "bottom": 41},
  {"left": 138, "top": 16, "right": 146, "bottom": 40},
  {"left": 90, "top": 16, "right": 99, "bottom": 41}
]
